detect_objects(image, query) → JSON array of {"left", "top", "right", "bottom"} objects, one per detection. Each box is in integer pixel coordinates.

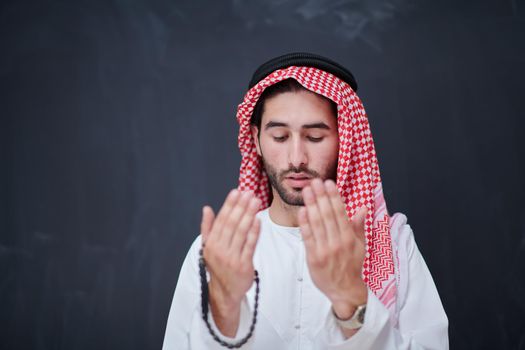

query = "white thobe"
[{"left": 162, "top": 208, "right": 449, "bottom": 349}]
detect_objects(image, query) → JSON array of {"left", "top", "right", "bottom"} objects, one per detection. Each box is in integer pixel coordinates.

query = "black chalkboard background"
[{"left": 1, "top": 0, "right": 524, "bottom": 349}]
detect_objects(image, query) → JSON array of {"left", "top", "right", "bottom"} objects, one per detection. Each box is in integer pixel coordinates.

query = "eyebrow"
[{"left": 264, "top": 121, "right": 331, "bottom": 131}]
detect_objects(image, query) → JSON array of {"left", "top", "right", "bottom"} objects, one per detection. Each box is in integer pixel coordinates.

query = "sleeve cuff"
[
  {"left": 315, "top": 288, "right": 391, "bottom": 349},
  {"left": 207, "top": 296, "right": 254, "bottom": 343}
]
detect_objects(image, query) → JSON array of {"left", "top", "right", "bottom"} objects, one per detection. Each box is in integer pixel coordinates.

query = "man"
[{"left": 162, "top": 52, "right": 449, "bottom": 349}]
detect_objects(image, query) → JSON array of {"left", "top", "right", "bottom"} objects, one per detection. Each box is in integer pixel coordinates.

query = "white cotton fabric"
[{"left": 162, "top": 208, "right": 449, "bottom": 350}]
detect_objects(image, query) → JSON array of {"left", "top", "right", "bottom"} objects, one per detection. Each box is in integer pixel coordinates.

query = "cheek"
[
  {"left": 260, "top": 138, "right": 285, "bottom": 164},
  {"left": 313, "top": 139, "right": 339, "bottom": 165}
]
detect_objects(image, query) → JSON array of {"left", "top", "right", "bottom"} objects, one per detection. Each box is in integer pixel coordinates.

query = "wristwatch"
[{"left": 332, "top": 304, "right": 367, "bottom": 330}]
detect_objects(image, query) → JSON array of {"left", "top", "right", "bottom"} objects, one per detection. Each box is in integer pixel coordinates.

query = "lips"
[{"left": 284, "top": 174, "right": 312, "bottom": 188}]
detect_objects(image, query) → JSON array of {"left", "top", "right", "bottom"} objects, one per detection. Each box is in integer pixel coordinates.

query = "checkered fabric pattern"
[{"left": 236, "top": 66, "right": 397, "bottom": 311}]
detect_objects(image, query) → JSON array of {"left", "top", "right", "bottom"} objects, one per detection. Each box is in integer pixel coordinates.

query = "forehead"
[{"left": 260, "top": 89, "right": 337, "bottom": 127}]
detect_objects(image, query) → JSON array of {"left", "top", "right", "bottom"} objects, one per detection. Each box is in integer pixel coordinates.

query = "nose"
[{"left": 288, "top": 137, "right": 308, "bottom": 169}]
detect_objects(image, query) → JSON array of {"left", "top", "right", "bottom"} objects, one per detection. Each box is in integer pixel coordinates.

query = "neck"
[{"left": 267, "top": 189, "right": 302, "bottom": 227}]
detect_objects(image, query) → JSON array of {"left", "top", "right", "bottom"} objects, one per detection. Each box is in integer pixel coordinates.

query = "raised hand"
[
  {"left": 298, "top": 178, "right": 368, "bottom": 320},
  {"left": 200, "top": 189, "right": 262, "bottom": 337}
]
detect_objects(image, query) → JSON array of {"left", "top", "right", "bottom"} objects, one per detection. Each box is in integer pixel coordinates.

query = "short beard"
[{"left": 261, "top": 157, "right": 336, "bottom": 207}]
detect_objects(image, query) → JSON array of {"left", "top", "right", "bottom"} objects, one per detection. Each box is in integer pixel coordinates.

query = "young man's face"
[{"left": 251, "top": 89, "right": 339, "bottom": 206}]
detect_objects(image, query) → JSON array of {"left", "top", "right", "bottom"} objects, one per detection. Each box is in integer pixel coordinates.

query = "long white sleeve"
[
  {"left": 162, "top": 210, "right": 449, "bottom": 349},
  {"left": 314, "top": 223, "right": 449, "bottom": 349},
  {"left": 162, "top": 235, "right": 256, "bottom": 350}
]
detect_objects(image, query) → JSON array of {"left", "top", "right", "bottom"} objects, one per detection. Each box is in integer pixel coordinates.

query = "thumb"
[
  {"left": 352, "top": 206, "right": 368, "bottom": 244},
  {"left": 200, "top": 205, "right": 215, "bottom": 244}
]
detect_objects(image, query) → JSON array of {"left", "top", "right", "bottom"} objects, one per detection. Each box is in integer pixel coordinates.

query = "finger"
[
  {"left": 213, "top": 189, "right": 241, "bottom": 241},
  {"left": 230, "top": 196, "right": 261, "bottom": 257},
  {"left": 325, "top": 180, "right": 351, "bottom": 234},
  {"left": 221, "top": 191, "right": 253, "bottom": 248},
  {"left": 302, "top": 185, "right": 327, "bottom": 247},
  {"left": 298, "top": 206, "right": 315, "bottom": 250},
  {"left": 351, "top": 206, "right": 368, "bottom": 245},
  {"left": 311, "top": 179, "right": 341, "bottom": 248},
  {"left": 240, "top": 217, "right": 261, "bottom": 264},
  {"left": 200, "top": 205, "right": 215, "bottom": 244}
]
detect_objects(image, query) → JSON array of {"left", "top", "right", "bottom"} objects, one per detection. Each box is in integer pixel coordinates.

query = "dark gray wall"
[{"left": 1, "top": 0, "right": 524, "bottom": 349}]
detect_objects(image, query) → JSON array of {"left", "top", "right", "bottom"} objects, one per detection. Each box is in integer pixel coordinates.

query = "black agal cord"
[{"left": 199, "top": 247, "right": 260, "bottom": 348}]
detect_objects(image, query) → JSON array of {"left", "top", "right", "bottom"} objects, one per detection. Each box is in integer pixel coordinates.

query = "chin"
[{"left": 280, "top": 189, "right": 305, "bottom": 207}]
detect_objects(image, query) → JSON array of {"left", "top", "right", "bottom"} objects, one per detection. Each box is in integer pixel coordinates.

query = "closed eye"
[
  {"left": 273, "top": 136, "right": 287, "bottom": 142},
  {"left": 307, "top": 136, "right": 324, "bottom": 142}
]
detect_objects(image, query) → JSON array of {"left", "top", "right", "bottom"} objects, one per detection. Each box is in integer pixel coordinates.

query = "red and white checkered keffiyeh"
[{"left": 236, "top": 66, "right": 399, "bottom": 318}]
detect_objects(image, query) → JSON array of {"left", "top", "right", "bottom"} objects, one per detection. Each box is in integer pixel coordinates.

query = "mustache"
[{"left": 280, "top": 165, "right": 319, "bottom": 179}]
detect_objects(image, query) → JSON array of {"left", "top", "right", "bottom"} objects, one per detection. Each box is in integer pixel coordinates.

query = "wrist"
[
  {"left": 330, "top": 284, "right": 368, "bottom": 320},
  {"left": 208, "top": 281, "right": 242, "bottom": 338},
  {"left": 332, "top": 303, "right": 367, "bottom": 332},
  {"left": 208, "top": 280, "right": 243, "bottom": 314},
  {"left": 332, "top": 303, "right": 357, "bottom": 320}
]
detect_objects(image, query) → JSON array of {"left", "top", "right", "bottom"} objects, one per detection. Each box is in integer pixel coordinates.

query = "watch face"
[{"left": 357, "top": 306, "right": 366, "bottom": 324}]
